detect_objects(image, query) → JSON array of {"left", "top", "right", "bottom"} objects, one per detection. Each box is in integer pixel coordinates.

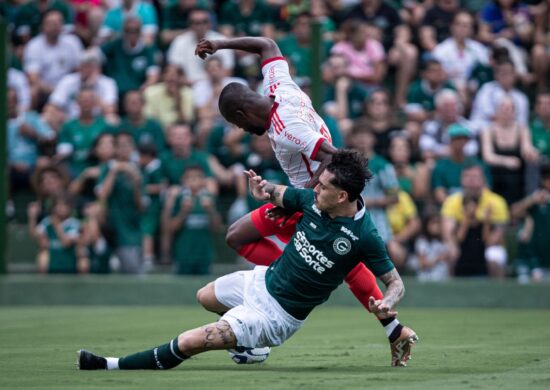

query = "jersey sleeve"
[
  {"left": 275, "top": 125, "right": 327, "bottom": 160},
  {"left": 282, "top": 187, "right": 315, "bottom": 212},
  {"left": 441, "top": 194, "right": 462, "bottom": 220},
  {"left": 359, "top": 224, "right": 395, "bottom": 276},
  {"left": 261, "top": 58, "right": 298, "bottom": 96}
]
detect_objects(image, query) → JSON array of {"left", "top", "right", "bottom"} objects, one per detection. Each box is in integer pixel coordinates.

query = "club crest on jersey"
[{"left": 333, "top": 237, "right": 351, "bottom": 255}]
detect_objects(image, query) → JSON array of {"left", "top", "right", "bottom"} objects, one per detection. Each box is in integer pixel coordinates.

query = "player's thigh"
[{"left": 213, "top": 270, "right": 250, "bottom": 309}]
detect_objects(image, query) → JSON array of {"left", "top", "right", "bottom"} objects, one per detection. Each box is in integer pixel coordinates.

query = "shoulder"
[{"left": 441, "top": 192, "right": 463, "bottom": 216}]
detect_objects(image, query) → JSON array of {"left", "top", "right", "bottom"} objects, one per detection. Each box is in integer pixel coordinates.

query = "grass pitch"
[{"left": 1, "top": 306, "right": 549, "bottom": 390}]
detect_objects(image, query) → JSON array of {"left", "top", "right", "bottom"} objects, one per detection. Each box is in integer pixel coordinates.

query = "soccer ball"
[{"left": 228, "top": 347, "right": 271, "bottom": 364}]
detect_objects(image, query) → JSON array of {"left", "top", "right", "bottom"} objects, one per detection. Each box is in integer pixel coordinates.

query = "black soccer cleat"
[{"left": 77, "top": 349, "right": 107, "bottom": 370}]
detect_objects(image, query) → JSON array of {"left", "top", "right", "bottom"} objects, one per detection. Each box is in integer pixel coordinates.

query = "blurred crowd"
[{"left": 3, "top": 0, "right": 550, "bottom": 281}]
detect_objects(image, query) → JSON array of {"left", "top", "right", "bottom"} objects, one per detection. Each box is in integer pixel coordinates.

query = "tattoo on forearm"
[{"left": 379, "top": 268, "right": 404, "bottom": 308}]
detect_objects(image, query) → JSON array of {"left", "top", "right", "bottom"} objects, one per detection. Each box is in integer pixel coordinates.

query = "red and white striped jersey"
[{"left": 261, "top": 57, "right": 332, "bottom": 189}]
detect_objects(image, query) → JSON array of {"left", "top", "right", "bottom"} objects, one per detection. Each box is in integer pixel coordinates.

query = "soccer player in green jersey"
[{"left": 77, "top": 150, "right": 417, "bottom": 370}]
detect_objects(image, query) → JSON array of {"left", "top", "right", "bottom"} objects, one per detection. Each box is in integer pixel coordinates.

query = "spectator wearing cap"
[
  {"left": 23, "top": 9, "right": 84, "bottom": 109},
  {"left": 101, "top": 16, "right": 160, "bottom": 106},
  {"left": 530, "top": 92, "right": 550, "bottom": 160},
  {"left": 470, "top": 60, "right": 529, "bottom": 129},
  {"left": 55, "top": 89, "right": 112, "bottom": 178},
  {"left": 343, "top": 0, "right": 418, "bottom": 107},
  {"left": 420, "top": 89, "right": 479, "bottom": 161},
  {"left": 168, "top": 8, "right": 234, "bottom": 83},
  {"left": 442, "top": 164, "right": 510, "bottom": 278},
  {"left": 100, "top": 0, "right": 158, "bottom": 46},
  {"left": 118, "top": 90, "right": 166, "bottom": 153},
  {"left": 45, "top": 49, "right": 119, "bottom": 128},
  {"left": 14, "top": 0, "right": 74, "bottom": 41},
  {"left": 481, "top": 96, "right": 539, "bottom": 205},
  {"left": 432, "top": 11, "right": 490, "bottom": 93},
  {"left": 405, "top": 59, "right": 457, "bottom": 123},
  {"left": 143, "top": 65, "right": 195, "bottom": 129},
  {"left": 431, "top": 123, "right": 491, "bottom": 204}
]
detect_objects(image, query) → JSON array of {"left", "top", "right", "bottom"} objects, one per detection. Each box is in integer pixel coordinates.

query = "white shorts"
[{"left": 215, "top": 266, "right": 305, "bottom": 348}]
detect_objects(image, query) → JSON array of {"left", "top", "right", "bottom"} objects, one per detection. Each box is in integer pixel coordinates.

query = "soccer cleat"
[
  {"left": 76, "top": 349, "right": 107, "bottom": 370},
  {"left": 390, "top": 326, "right": 419, "bottom": 367}
]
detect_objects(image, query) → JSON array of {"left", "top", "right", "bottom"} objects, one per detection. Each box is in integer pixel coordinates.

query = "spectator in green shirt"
[
  {"left": 56, "top": 88, "right": 111, "bottom": 178},
  {"left": 277, "top": 12, "right": 331, "bottom": 78},
  {"left": 119, "top": 90, "right": 167, "bottom": 153},
  {"left": 162, "top": 165, "right": 222, "bottom": 275},
  {"left": 530, "top": 92, "right": 550, "bottom": 160},
  {"left": 219, "top": 0, "right": 276, "bottom": 38},
  {"left": 96, "top": 132, "right": 144, "bottom": 274},
  {"left": 36, "top": 193, "right": 86, "bottom": 274},
  {"left": 101, "top": 16, "right": 160, "bottom": 107}
]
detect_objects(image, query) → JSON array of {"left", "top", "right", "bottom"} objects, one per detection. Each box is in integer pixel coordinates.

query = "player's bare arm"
[
  {"left": 195, "top": 37, "right": 282, "bottom": 63},
  {"left": 245, "top": 169, "right": 287, "bottom": 207},
  {"left": 368, "top": 268, "right": 405, "bottom": 319}
]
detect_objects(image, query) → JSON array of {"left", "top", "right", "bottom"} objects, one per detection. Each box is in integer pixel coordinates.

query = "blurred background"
[{"left": 1, "top": 0, "right": 550, "bottom": 295}]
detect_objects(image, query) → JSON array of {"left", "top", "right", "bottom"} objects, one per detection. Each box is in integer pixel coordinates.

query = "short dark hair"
[
  {"left": 138, "top": 142, "right": 158, "bottom": 157},
  {"left": 462, "top": 161, "right": 485, "bottom": 174},
  {"left": 326, "top": 149, "right": 372, "bottom": 202},
  {"left": 540, "top": 162, "right": 550, "bottom": 178},
  {"left": 422, "top": 58, "right": 442, "bottom": 72},
  {"left": 219, "top": 82, "right": 250, "bottom": 122}
]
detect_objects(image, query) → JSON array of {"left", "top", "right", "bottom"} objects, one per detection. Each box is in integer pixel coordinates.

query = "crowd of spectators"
[{"left": 3, "top": 0, "right": 550, "bottom": 282}]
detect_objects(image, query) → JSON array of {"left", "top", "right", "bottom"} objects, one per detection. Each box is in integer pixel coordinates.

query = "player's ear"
[{"left": 338, "top": 190, "right": 348, "bottom": 203}]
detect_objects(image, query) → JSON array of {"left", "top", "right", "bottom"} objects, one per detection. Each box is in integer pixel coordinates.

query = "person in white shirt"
[
  {"left": 192, "top": 56, "right": 248, "bottom": 147},
  {"left": 421, "top": 89, "right": 479, "bottom": 159},
  {"left": 168, "top": 8, "right": 234, "bottom": 83},
  {"left": 470, "top": 60, "right": 529, "bottom": 129},
  {"left": 432, "top": 11, "right": 489, "bottom": 91},
  {"left": 23, "top": 10, "right": 84, "bottom": 109},
  {"left": 45, "top": 49, "right": 119, "bottom": 126}
]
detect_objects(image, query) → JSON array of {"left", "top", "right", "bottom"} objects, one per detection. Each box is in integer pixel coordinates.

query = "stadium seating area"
[{"left": 3, "top": 0, "right": 550, "bottom": 281}]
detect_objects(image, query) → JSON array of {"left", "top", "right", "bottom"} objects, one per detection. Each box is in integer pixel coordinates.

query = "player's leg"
[
  {"left": 344, "top": 263, "right": 418, "bottom": 366},
  {"left": 78, "top": 320, "right": 237, "bottom": 370},
  {"left": 226, "top": 204, "right": 284, "bottom": 266}
]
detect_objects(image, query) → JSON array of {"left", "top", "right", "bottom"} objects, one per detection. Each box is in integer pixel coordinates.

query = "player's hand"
[
  {"left": 195, "top": 39, "right": 219, "bottom": 60},
  {"left": 244, "top": 169, "right": 271, "bottom": 201},
  {"left": 368, "top": 297, "right": 398, "bottom": 319},
  {"left": 266, "top": 206, "right": 294, "bottom": 226}
]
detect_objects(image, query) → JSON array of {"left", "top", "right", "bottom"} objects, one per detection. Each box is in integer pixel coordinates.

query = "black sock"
[{"left": 379, "top": 316, "right": 396, "bottom": 327}]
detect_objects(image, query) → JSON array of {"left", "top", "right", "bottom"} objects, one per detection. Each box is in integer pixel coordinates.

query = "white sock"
[
  {"left": 106, "top": 357, "right": 120, "bottom": 370},
  {"left": 383, "top": 319, "right": 400, "bottom": 338}
]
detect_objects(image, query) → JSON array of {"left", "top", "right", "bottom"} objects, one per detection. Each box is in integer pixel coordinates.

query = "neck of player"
[{"left": 327, "top": 199, "right": 359, "bottom": 220}]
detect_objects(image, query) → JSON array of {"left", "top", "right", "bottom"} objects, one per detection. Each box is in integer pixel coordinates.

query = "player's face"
[{"left": 314, "top": 171, "right": 344, "bottom": 212}]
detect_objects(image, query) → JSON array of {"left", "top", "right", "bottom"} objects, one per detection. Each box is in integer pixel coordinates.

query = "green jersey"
[
  {"left": 265, "top": 188, "right": 394, "bottom": 320},
  {"left": 140, "top": 158, "right": 165, "bottom": 235},
  {"left": 276, "top": 35, "right": 331, "bottom": 77},
  {"left": 97, "top": 161, "right": 142, "bottom": 247},
  {"left": 101, "top": 39, "right": 157, "bottom": 95},
  {"left": 432, "top": 157, "right": 492, "bottom": 193},
  {"left": 14, "top": 0, "right": 73, "bottom": 37},
  {"left": 58, "top": 116, "right": 110, "bottom": 176},
  {"left": 528, "top": 199, "right": 550, "bottom": 268},
  {"left": 37, "top": 216, "right": 80, "bottom": 274},
  {"left": 406, "top": 80, "right": 456, "bottom": 113},
  {"left": 118, "top": 117, "right": 166, "bottom": 153},
  {"left": 530, "top": 118, "right": 550, "bottom": 159},
  {"left": 219, "top": 1, "right": 275, "bottom": 36},
  {"left": 160, "top": 149, "right": 213, "bottom": 185},
  {"left": 171, "top": 190, "right": 216, "bottom": 275}
]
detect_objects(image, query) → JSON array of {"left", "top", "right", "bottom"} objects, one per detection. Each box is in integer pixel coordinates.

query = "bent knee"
[{"left": 196, "top": 282, "right": 222, "bottom": 312}]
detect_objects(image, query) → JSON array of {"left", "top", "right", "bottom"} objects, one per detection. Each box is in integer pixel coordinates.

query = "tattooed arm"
[
  {"left": 244, "top": 169, "right": 287, "bottom": 208},
  {"left": 368, "top": 268, "right": 405, "bottom": 319}
]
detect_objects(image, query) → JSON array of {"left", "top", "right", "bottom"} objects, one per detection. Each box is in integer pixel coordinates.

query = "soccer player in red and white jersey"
[{"left": 195, "top": 37, "right": 416, "bottom": 366}]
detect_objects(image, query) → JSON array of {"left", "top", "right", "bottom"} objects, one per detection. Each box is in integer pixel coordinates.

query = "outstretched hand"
[
  {"left": 368, "top": 296, "right": 398, "bottom": 319},
  {"left": 244, "top": 170, "right": 271, "bottom": 202},
  {"left": 195, "top": 39, "right": 219, "bottom": 60}
]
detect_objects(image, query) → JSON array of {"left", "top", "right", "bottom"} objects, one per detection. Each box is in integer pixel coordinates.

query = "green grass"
[{"left": 1, "top": 307, "right": 550, "bottom": 389}]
